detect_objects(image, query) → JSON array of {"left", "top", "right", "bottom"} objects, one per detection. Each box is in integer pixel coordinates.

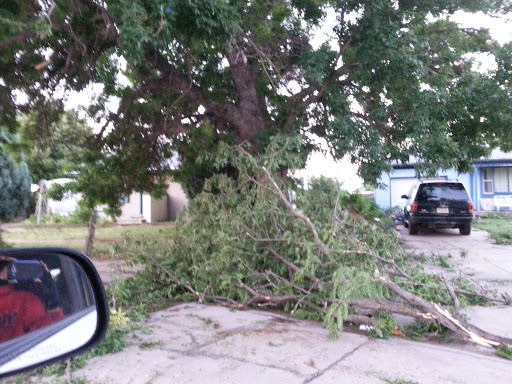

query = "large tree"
[{"left": 1, "top": 0, "right": 512, "bottom": 203}]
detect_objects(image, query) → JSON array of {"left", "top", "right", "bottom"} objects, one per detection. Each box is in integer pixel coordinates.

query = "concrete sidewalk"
[{"left": 72, "top": 303, "right": 512, "bottom": 384}]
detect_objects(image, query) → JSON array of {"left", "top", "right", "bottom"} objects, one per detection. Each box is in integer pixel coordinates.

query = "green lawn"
[
  {"left": 2, "top": 222, "right": 175, "bottom": 259},
  {"left": 473, "top": 213, "right": 512, "bottom": 245}
]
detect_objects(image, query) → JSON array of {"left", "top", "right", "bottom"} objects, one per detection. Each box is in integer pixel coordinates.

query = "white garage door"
[
  {"left": 389, "top": 178, "right": 418, "bottom": 208},
  {"left": 389, "top": 176, "right": 449, "bottom": 208}
]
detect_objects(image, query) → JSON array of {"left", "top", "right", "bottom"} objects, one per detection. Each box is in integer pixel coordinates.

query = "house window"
[
  {"left": 120, "top": 195, "right": 130, "bottom": 204},
  {"left": 483, "top": 168, "right": 493, "bottom": 194},
  {"left": 482, "top": 167, "right": 512, "bottom": 194},
  {"left": 495, "top": 168, "right": 509, "bottom": 192}
]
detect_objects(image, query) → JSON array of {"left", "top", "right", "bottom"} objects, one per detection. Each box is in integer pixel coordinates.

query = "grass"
[
  {"left": 496, "top": 345, "right": 512, "bottom": 360},
  {"left": 473, "top": 213, "right": 512, "bottom": 245},
  {"left": 382, "top": 380, "right": 418, "bottom": 384},
  {"left": 2, "top": 222, "right": 176, "bottom": 260}
]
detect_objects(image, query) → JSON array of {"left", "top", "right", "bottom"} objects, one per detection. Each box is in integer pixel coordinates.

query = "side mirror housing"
[{"left": 0, "top": 248, "right": 109, "bottom": 378}]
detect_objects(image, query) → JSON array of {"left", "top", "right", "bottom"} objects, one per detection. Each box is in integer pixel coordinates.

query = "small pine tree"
[{"left": 0, "top": 151, "right": 32, "bottom": 222}]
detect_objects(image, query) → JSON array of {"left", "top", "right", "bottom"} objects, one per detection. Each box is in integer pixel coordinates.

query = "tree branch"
[
  {"left": 442, "top": 275, "right": 461, "bottom": 315},
  {"left": 240, "top": 145, "right": 331, "bottom": 258},
  {"left": 242, "top": 284, "right": 297, "bottom": 307},
  {"left": 377, "top": 272, "right": 512, "bottom": 348}
]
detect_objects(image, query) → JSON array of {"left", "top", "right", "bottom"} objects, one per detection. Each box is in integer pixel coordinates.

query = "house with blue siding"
[{"left": 374, "top": 149, "right": 512, "bottom": 212}]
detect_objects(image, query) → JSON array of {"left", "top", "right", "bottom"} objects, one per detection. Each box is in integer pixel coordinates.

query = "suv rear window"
[{"left": 416, "top": 183, "right": 469, "bottom": 202}]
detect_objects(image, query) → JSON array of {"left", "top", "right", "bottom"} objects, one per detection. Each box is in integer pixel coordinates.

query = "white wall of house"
[
  {"left": 120, "top": 192, "right": 143, "bottom": 219},
  {"left": 117, "top": 182, "right": 188, "bottom": 223},
  {"left": 148, "top": 194, "right": 169, "bottom": 223},
  {"left": 45, "top": 178, "right": 189, "bottom": 223},
  {"left": 167, "top": 182, "right": 188, "bottom": 220},
  {"left": 119, "top": 192, "right": 169, "bottom": 223},
  {"left": 142, "top": 194, "right": 152, "bottom": 222}
]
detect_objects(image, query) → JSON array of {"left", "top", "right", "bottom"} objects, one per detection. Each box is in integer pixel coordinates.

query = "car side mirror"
[{"left": 0, "top": 248, "right": 108, "bottom": 379}]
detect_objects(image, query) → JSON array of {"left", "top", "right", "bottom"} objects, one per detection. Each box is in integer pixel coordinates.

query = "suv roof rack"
[{"left": 419, "top": 178, "right": 459, "bottom": 182}]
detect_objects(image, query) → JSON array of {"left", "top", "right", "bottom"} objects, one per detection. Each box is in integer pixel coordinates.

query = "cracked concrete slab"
[
  {"left": 318, "top": 338, "right": 512, "bottom": 384},
  {"left": 74, "top": 303, "right": 371, "bottom": 384},
  {"left": 397, "top": 226, "right": 512, "bottom": 281},
  {"left": 202, "top": 313, "right": 368, "bottom": 376},
  {"left": 72, "top": 303, "right": 367, "bottom": 383},
  {"left": 150, "top": 354, "right": 300, "bottom": 384}
]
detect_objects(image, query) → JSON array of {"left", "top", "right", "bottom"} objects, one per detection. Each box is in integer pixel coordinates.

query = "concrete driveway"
[{"left": 74, "top": 226, "right": 512, "bottom": 384}]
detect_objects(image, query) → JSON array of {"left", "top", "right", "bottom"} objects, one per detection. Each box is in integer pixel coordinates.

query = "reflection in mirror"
[{"left": 0, "top": 251, "right": 98, "bottom": 373}]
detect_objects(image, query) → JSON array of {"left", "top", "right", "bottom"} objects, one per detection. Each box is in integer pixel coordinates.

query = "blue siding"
[{"left": 471, "top": 167, "right": 481, "bottom": 211}]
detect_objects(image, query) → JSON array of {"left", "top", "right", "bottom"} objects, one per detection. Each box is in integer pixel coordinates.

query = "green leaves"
[
  {"left": 109, "top": 1, "right": 152, "bottom": 65},
  {"left": 299, "top": 44, "right": 337, "bottom": 86}
]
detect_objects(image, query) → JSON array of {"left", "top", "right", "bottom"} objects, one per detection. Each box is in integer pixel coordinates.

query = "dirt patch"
[{"left": 92, "top": 259, "right": 143, "bottom": 285}]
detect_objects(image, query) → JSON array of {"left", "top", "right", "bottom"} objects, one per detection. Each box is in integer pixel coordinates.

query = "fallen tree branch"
[
  {"left": 377, "top": 272, "right": 512, "bottom": 348},
  {"left": 239, "top": 145, "right": 331, "bottom": 258},
  {"left": 349, "top": 299, "right": 436, "bottom": 323},
  {"left": 264, "top": 247, "right": 321, "bottom": 289},
  {"left": 242, "top": 284, "right": 297, "bottom": 307},
  {"left": 143, "top": 253, "right": 199, "bottom": 298},
  {"left": 442, "top": 275, "right": 461, "bottom": 315}
]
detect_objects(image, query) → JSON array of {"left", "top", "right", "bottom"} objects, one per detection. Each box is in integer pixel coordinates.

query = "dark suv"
[{"left": 401, "top": 180, "right": 473, "bottom": 235}]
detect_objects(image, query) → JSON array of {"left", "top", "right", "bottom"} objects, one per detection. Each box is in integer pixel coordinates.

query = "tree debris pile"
[{"left": 121, "top": 139, "right": 512, "bottom": 350}]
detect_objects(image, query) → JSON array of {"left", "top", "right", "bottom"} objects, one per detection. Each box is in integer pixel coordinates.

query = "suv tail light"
[
  {"left": 468, "top": 202, "right": 474, "bottom": 213},
  {"left": 411, "top": 202, "right": 418, "bottom": 214}
]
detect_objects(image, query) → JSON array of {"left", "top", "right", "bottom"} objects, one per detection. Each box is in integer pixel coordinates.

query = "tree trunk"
[
  {"left": 85, "top": 211, "right": 97, "bottom": 256},
  {"left": 226, "top": 46, "right": 266, "bottom": 145}
]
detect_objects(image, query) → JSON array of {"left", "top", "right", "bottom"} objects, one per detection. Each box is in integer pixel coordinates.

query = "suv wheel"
[
  {"left": 408, "top": 223, "right": 419, "bottom": 235},
  {"left": 459, "top": 223, "right": 471, "bottom": 235}
]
